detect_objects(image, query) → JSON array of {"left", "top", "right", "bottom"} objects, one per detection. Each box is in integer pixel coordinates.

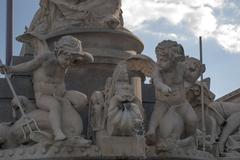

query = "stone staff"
[{"left": 199, "top": 36, "right": 206, "bottom": 151}]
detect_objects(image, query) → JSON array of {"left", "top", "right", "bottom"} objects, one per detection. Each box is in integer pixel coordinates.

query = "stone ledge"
[{"left": 96, "top": 136, "right": 145, "bottom": 157}]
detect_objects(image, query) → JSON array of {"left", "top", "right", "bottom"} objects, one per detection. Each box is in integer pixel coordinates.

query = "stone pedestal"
[
  {"left": 0, "top": 144, "right": 100, "bottom": 160},
  {"left": 96, "top": 135, "right": 145, "bottom": 157},
  {"left": 146, "top": 146, "right": 217, "bottom": 160}
]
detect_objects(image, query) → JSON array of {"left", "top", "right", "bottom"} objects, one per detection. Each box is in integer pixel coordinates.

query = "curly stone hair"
[
  {"left": 155, "top": 40, "right": 185, "bottom": 62},
  {"left": 54, "top": 36, "right": 83, "bottom": 56}
]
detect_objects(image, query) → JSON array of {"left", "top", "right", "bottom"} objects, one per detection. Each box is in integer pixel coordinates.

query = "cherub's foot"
[
  {"left": 145, "top": 131, "right": 156, "bottom": 145},
  {"left": 54, "top": 132, "right": 67, "bottom": 141},
  {"left": 156, "top": 142, "right": 170, "bottom": 152},
  {"left": 68, "top": 136, "right": 92, "bottom": 147}
]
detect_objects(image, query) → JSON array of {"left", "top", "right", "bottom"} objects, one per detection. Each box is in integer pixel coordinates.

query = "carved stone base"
[
  {"left": 0, "top": 144, "right": 100, "bottom": 160},
  {"left": 218, "top": 158, "right": 240, "bottom": 160},
  {"left": 96, "top": 135, "right": 145, "bottom": 157},
  {"left": 146, "top": 146, "right": 217, "bottom": 160}
]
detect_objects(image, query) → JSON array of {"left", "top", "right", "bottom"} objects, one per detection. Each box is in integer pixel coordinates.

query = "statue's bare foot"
[
  {"left": 54, "top": 132, "right": 67, "bottom": 141},
  {"left": 156, "top": 142, "right": 170, "bottom": 152},
  {"left": 145, "top": 131, "right": 156, "bottom": 145},
  {"left": 68, "top": 136, "right": 92, "bottom": 147}
]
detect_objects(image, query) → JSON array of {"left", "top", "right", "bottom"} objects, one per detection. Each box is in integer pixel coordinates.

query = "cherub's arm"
[
  {"left": 4, "top": 54, "right": 48, "bottom": 73},
  {"left": 152, "top": 66, "right": 172, "bottom": 94}
]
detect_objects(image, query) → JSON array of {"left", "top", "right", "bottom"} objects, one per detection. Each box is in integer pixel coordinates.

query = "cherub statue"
[
  {"left": 126, "top": 40, "right": 205, "bottom": 151},
  {"left": 0, "top": 35, "right": 93, "bottom": 142},
  {"left": 90, "top": 91, "right": 105, "bottom": 131}
]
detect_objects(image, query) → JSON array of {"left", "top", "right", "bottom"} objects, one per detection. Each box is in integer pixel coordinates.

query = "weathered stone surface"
[
  {"left": 0, "top": 144, "right": 100, "bottom": 160},
  {"left": 96, "top": 136, "right": 145, "bottom": 157},
  {"left": 188, "top": 80, "right": 240, "bottom": 158},
  {"left": 1, "top": 0, "right": 234, "bottom": 159},
  {"left": 28, "top": 0, "right": 123, "bottom": 34}
]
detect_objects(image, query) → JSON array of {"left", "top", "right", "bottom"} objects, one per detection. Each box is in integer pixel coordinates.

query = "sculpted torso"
[
  {"left": 154, "top": 63, "right": 186, "bottom": 105},
  {"left": 33, "top": 54, "right": 66, "bottom": 97}
]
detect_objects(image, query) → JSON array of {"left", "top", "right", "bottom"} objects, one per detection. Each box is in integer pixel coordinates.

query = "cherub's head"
[
  {"left": 54, "top": 36, "right": 93, "bottom": 68},
  {"left": 91, "top": 91, "right": 104, "bottom": 106},
  {"left": 184, "top": 57, "right": 205, "bottom": 83},
  {"left": 155, "top": 40, "right": 185, "bottom": 70}
]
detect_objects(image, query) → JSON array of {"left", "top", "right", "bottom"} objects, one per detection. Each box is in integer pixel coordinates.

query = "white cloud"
[
  {"left": 184, "top": 6, "right": 217, "bottom": 37},
  {"left": 142, "top": 30, "right": 187, "bottom": 41},
  {"left": 122, "top": 0, "right": 240, "bottom": 53},
  {"left": 214, "top": 24, "right": 240, "bottom": 53},
  {"left": 122, "top": 0, "right": 223, "bottom": 32},
  {"left": 122, "top": 0, "right": 192, "bottom": 30},
  {"left": 156, "top": 0, "right": 224, "bottom": 8}
]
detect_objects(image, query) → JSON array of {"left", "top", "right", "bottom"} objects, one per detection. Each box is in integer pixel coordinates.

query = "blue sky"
[{"left": 0, "top": 0, "right": 240, "bottom": 99}]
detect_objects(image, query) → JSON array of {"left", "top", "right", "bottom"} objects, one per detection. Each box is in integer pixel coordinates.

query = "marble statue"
[
  {"left": 0, "top": 36, "right": 94, "bottom": 144},
  {"left": 210, "top": 102, "right": 240, "bottom": 156},
  {"left": 107, "top": 62, "right": 144, "bottom": 136},
  {"left": 1, "top": 0, "right": 229, "bottom": 158},
  {"left": 89, "top": 62, "right": 145, "bottom": 156},
  {"left": 90, "top": 62, "right": 144, "bottom": 137},
  {"left": 107, "top": 83, "right": 143, "bottom": 136},
  {"left": 188, "top": 79, "right": 240, "bottom": 157},
  {"left": 90, "top": 91, "right": 105, "bottom": 132},
  {"left": 28, "top": 0, "right": 123, "bottom": 34},
  {"left": 90, "top": 78, "right": 111, "bottom": 133},
  {"left": 126, "top": 40, "right": 205, "bottom": 152}
]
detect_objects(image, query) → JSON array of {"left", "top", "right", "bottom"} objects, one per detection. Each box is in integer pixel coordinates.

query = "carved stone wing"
[{"left": 125, "top": 54, "right": 156, "bottom": 77}]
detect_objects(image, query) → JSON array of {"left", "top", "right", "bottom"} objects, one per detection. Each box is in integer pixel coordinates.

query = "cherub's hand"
[
  {"left": 72, "top": 53, "right": 94, "bottom": 64},
  {"left": 161, "top": 85, "right": 172, "bottom": 96}
]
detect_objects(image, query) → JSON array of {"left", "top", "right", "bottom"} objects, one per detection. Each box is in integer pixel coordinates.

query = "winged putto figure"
[{"left": 125, "top": 40, "right": 205, "bottom": 152}]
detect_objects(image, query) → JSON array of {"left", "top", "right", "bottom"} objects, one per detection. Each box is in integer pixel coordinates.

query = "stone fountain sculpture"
[
  {"left": 0, "top": 0, "right": 238, "bottom": 160},
  {"left": 0, "top": 0, "right": 144, "bottom": 159},
  {"left": 89, "top": 62, "right": 145, "bottom": 156}
]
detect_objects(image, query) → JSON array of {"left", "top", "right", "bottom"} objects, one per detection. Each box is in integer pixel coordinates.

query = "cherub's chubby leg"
[
  {"left": 64, "top": 90, "right": 88, "bottom": 112},
  {"left": 178, "top": 103, "right": 198, "bottom": 137},
  {"left": 36, "top": 95, "right": 66, "bottom": 141},
  {"left": 218, "top": 112, "right": 240, "bottom": 154},
  {"left": 146, "top": 101, "right": 169, "bottom": 144}
]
